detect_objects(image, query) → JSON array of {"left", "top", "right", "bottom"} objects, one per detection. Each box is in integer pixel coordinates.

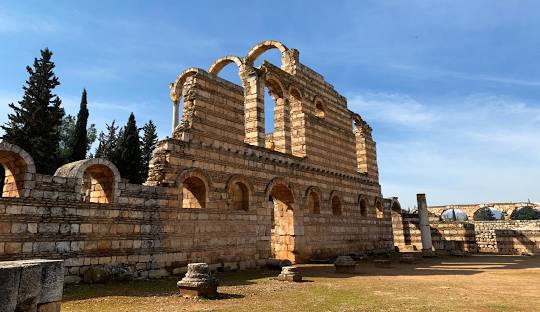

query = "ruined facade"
[{"left": 0, "top": 41, "right": 396, "bottom": 283}]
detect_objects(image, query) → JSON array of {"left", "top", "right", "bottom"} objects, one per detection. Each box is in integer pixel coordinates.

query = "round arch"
[
  {"left": 312, "top": 95, "right": 326, "bottom": 119},
  {"left": 305, "top": 186, "right": 322, "bottom": 214},
  {"left": 208, "top": 55, "right": 244, "bottom": 76},
  {"left": 169, "top": 67, "right": 204, "bottom": 102},
  {"left": 176, "top": 167, "right": 212, "bottom": 209},
  {"left": 0, "top": 142, "right": 36, "bottom": 198},
  {"left": 330, "top": 191, "right": 343, "bottom": 216},
  {"left": 245, "top": 40, "right": 289, "bottom": 68},
  {"left": 55, "top": 158, "right": 121, "bottom": 203},
  {"left": 375, "top": 197, "right": 384, "bottom": 218},
  {"left": 358, "top": 195, "right": 368, "bottom": 217},
  {"left": 225, "top": 174, "right": 254, "bottom": 211}
]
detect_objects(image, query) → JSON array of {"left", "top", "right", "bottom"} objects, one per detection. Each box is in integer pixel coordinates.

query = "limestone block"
[{"left": 277, "top": 266, "right": 302, "bottom": 282}]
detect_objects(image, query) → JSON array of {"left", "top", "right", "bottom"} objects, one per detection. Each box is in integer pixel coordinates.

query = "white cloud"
[
  {"left": 349, "top": 91, "right": 540, "bottom": 208},
  {"left": 348, "top": 93, "right": 437, "bottom": 127}
]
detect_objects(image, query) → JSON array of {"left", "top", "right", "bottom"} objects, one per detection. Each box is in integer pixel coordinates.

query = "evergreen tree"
[
  {"left": 58, "top": 113, "right": 96, "bottom": 163},
  {"left": 1, "top": 48, "right": 65, "bottom": 174},
  {"left": 59, "top": 115, "right": 76, "bottom": 161},
  {"left": 95, "top": 121, "right": 119, "bottom": 160},
  {"left": 115, "top": 113, "right": 143, "bottom": 183},
  {"left": 474, "top": 207, "right": 496, "bottom": 221},
  {"left": 511, "top": 207, "right": 540, "bottom": 220},
  {"left": 140, "top": 120, "right": 158, "bottom": 181},
  {"left": 71, "top": 89, "right": 89, "bottom": 161}
]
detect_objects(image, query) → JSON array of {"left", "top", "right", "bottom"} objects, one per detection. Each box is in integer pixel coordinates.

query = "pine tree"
[
  {"left": 140, "top": 120, "right": 158, "bottom": 181},
  {"left": 95, "top": 121, "right": 119, "bottom": 160},
  {"left": 1, "top": 48, "right": 65, "bottom": 174},
  {"left": 71, "top": 89, "right": 89, "bottom": 161},
  {"left": 115, "top": 113, "right": 143, "bottom": 183}
]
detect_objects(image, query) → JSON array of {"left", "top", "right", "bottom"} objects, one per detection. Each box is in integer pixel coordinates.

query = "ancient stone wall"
[
  {"left": 0, "top": 41, "right": 396, "bottom": 283},
  {"left": 393, "top": 214, "right": 539, "bottom": 255},
  {"left": 474, "top": 220, "right": 540, "bottom": 254}
]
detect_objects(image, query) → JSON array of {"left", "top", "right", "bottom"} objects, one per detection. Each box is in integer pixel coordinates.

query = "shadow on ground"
[{"left": 63, "top": 255, "right": 539, "bottom": 302}]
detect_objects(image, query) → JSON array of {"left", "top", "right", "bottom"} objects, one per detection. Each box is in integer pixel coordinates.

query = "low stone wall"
[
  {"left": 393, "top": 215, "right": 540, "bottom": 255},
  {"left": 0, "top": 259, "right": 64, "bottom": 312},
  {"left": 475, "top": 220, "right": 540, "bottom": 254},
  {"left": 0, "top": 197, "right": 259, "bottom": 284}
]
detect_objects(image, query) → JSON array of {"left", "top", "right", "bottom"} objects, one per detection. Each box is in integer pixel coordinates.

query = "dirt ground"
[{"left": 62, "top": 255, "right": 540, "bottom": 312}]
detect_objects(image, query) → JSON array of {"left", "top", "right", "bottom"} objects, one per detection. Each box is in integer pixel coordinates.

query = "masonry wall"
[
  {"left": 1, "top": 41, "right": 395, "bottom": 283},
  {"left": 393, "top": 214, "right": 540, "bottom": 255}
]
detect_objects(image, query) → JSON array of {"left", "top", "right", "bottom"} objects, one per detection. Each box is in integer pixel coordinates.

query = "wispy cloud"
[{"left": 389, "top": 63, "right": 540, "bottom": 87}]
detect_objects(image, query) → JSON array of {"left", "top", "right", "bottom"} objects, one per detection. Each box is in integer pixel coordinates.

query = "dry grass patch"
[{"left": 62, "top": 255, "right": 540, "bottom": 312}]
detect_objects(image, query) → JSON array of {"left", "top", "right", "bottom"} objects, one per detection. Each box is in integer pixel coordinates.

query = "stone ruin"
[
  {"left": 0, "top": 40, "right": 400, "bottom": 283},
  {"left": 177, "top": 263, "right": 218, "bottom": 298},
  {"left": 0, "top": 259, "right": 64, "bottom": 312}
]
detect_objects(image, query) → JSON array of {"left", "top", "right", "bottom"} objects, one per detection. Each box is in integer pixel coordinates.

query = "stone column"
[
  {"left": 171, "top": 99, "right": 179, "bottom": 133},
  {"left": 417, "top": 193, "right": 434, "bottom": 257}
]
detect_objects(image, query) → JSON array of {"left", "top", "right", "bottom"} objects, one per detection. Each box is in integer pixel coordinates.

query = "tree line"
[{"left": 1, "top": 48, "right": 158, "bottom": 185}]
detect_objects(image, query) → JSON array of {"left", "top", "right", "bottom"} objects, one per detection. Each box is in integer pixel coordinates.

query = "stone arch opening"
[
  {"left": 315, "top": 99, "right": 325, "bottom": 119},
  {"left": 208, "top": 56, "right": 244, "bottom": 87},
  {"left": 375, "top": 199, "right": 384, "bottom": 218},
  {"left": 228, "top": 181, "right": 249, "bottom": 211},
  {"left": 268, "top": 181, "right": 296, "bottom": 262},
  {"left": 0, "top": 143, "right": 35, "bottom": 198},
  {"left": 264, "top": 76, "right": 290, "bottom": 154},
  {"left": 331, "top": 194, "right": 342, "bottom": 216},
  {"left": 306, "top": 188, "right": 321, "bottom": 214},
  {"left": 289, "top": 87, "right": 305, "bottom": 157},
  {"left": 441, "top": 208, "right": 469, "bottom": 221},
  {"left": 245, "top": 40, "right": 289, "bottom": 69},
  {"left": 55, "top": 158, "right": 120, "bottom": 204},
  {"left": 82, "top": 164, "right": 116, "bottom": 203},
  {"left": 473, "top": 207, "right": 504, "bottom": 221},
  {"left": 169, "top": 68, "right": 202, "bottom": 133},
  {"left": 182, "top": 176, "right": 207, "bottom": 209},
  {"left": 359, "top": 196, "right": 368, "bottom": 217}
]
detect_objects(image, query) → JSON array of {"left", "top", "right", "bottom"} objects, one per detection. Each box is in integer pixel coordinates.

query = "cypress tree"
[
  {"left": 71, "top": 89, "right": 89, "bottom": 161},
  {"left": 140, "top": 120, "right": 158, "bottom": 181},
  {"left": 115, "top": 113, "right": 143, "bottom": 183},
  {"left": 2, "top": 48, "right": 65, "bottom": 174}
]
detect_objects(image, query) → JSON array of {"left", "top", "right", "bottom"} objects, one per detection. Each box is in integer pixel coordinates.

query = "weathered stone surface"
[
  {"left": 334, "top": 256, "right": 357, "bottom": 273},
  {"left": 177, "top": 263, "right": 218, "bottom": 298},
  {"left": 277, "top": 266, "right": 302, "bottom": 282},
  {"left": 0, "top": 263, "right": 21, "bottom": 312},
  {"left": 0, "top": 260, "right": 64, "bottom": 312},
  {"left": 373, "top": 259, "right": 392, "bottom": 268}
]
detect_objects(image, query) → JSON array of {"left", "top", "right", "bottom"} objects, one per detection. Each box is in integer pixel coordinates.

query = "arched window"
[
  {"left": 375, "top": 199, "right": 384, "bottom": 218},
  {"left": 315, "top": 100, "right": 325, "bottom": 118},
  {"left": 229, "top": 181, "right": 249, "bottom": 211},
  {"left": 359, "top": 197, "right": 368, "bottom": 217},
  {"left": 182, "top": 176, "right": 206, "bottom": 208},
  {"left": 331, "top": 195, "right": 342, "bottom": 216},
  {"left": 307, "top": 191, "right": 321, "bottom": 214}
]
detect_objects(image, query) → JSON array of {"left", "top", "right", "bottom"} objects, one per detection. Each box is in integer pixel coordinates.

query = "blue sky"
[{"left": 1, "top": 1, "right": 539, "bottom": 208}]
